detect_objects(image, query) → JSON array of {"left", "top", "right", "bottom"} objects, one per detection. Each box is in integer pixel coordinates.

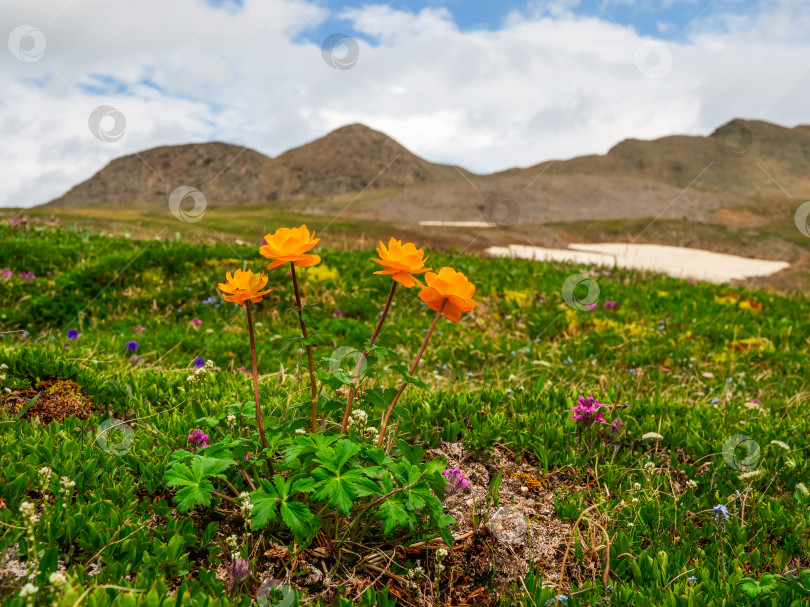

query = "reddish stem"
[
  {"left": 341, "top": 280, "right": 397, "bottom": 434},
  {"left": 377, "top": 299, "right": 446, "bottom": 447},
  {"left": 245, "top": 303, "right": 268, "bottom": 450},
  {"left": 290, "top": 263, "right": 319, "bottom": 432}
]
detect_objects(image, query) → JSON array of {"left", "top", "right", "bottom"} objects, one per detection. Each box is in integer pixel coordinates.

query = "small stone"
[
  {"left": 520, "top": 486, "right": 528, "bottom": 493},
  {"left": 486, "top": 506, "right": 528, "bottom": 546}
]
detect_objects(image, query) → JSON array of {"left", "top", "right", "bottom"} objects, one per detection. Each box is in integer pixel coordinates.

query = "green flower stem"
[
  {"left": 341, "top": 280, "right": 397, "bottom": 434},
  {"left": 290, "top": 262, "right": 319, "bottom": 432},
  {"left": 377, "top": 299, "right": 446, "bottom": 446}
]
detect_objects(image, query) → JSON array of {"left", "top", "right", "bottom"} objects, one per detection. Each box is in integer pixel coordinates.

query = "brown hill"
[
  {"left": 45, "top": 119, "right": 810, "bottom": 226},
  {"left": 46, "top": 124, "right": 470, "bottom": 208},
  {"left": 518, "top": 119, "right": 810, "bottom": 199}
]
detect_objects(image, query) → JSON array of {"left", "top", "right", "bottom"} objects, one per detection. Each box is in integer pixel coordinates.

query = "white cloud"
[{"left": 0, "top": 0, "right": 808, "bottom": 206}]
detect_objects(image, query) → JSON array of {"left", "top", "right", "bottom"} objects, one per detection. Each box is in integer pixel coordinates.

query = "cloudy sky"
[{"left": 1, "top": 0, "right": 808, "bottom": 207}]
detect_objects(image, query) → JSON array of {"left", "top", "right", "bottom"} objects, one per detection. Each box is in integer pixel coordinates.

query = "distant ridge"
[{"left": 43, "top": 119, "right": 810, "bottom": 222}]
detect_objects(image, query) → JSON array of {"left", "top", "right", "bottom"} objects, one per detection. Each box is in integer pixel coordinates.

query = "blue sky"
[{"left": 216, "top": 0, "right": 764, "bottom": 42}]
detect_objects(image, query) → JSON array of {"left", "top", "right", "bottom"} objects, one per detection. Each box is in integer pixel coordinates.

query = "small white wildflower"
[
  {"left": 348, "top": 409, "right": 368, "bottom": 428},
  {"left": 363, "top": 426, "right": 379, "bottom": 439},
  {"left": 226, "top": 414, "right": 236, "bottom": 425},
  {"left": 796, "top": 483, "right": 809, "bottom": 495},
  {"left": 435, "top": 548, "right": 447, "bottom": 560},
  {"left": 631, "top": 497, "right": 639, "bottom": 503},
  {"left": 643, "top": 462, "right": 656, "bottom": 474},
  {"left": 205, "top": 359, "right": 214, "bottom": 369},
  {"left": 19, "top": 501, "right": 36, "bottom": 521},
  {"left": 785, "top": 459, "right": 796, "bottom": 468},
  {"left": 59, "top": 476, "right": 75, "bottom": 490},
  {"left": 48, "top": 572, "right": 67, "bottom": 589},
  {"left": 739, "top": 470, "right": 762, "bottom": 481},
  {"left": 0, "top": 363, "right": 8, "bottom": 369},
  {"left": 19, "top": 583, "right": 39, "bottom": 597},
  {"left": 642, "top": 432, "right": 664, "bottom": 441},
  {"left": 38, "top": 466, "right": 51, "bottom": 483},
  {"left": 770, "top": 440, "right": 790, "bottom": 451},
  {"left": 627, "top": 522, "right": 634, "bottom": 528},
  {"left": 0, "top": 374, "right": 5, "bottom": 381},
  {"left": 686, "top": 479, "right": 697, "bottom": 490},
  {"left": 295, "top": 428, "right": 306, "bottom": 435},
  {"left": 633, "top": 482, "right": 642, "bottom": 491},
  {"left": 186, "top": 375, "right": 196, "bottom": 382},
  {"left": 4, "top": 387, "right": 10, "bottom": 393}
]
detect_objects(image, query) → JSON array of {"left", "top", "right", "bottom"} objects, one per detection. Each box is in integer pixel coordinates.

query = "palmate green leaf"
[
  {"left": 314, "top": 439, "right": 362, "bottom": 472},
  {"left": 174, "top": 479, "right": 215, "bottom": 513},
  {"left": 194, "top": 456, "right": 235, "bottom": 479},
  {"left": 250, "top": 479, "right": 281, "bottom": 529},
  {"left": 377, "top": 497, "right": 413, "bottom": 535},
  {"left": 280, "top": 501, "right": 314, "bottom": 537},
  {"left": 311, "top": 467, "right": 380, "bottom": 514}
]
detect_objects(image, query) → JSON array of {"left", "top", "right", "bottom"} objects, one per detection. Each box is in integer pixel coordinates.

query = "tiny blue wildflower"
[
  {"left": 545, "top": 595, "right": 568, "bottom": 606},
  {"left": 711, "top": 398, "right": 719, "bottom": 404},
  {"left": 713, "top": 504, "right": 729, "bottom": 520}
]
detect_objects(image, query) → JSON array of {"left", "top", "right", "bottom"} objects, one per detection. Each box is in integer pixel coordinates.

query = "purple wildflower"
[
  {"left": 570, "top": 396, "right": 608, "bottom": 426},
  {"left": 18, "top": 271, "right": 36, "bottom": 280},
  {"left": 0, "top": 268, "right": 12, "bottom": 279},
  {"left": 244, "top": 452, "right": 250, "bottom": 461},
  {"left": 190, "top": 318, "right": 202, "bottom": 326},
  {"left": 10, "top": 219, "right": 20, "bottom": 227},
  {"left": 193, "top": 357, "right": 205, "bottom": 369},
  {"left": 125, "top": 341, "right": 138, "bottom": 354},
  {"left": 225, "top": 558, "right": 249, "bottom": 589},
  {"left": 609, "top": 417, "right": 624, "bottom": 435},
  {"left": 134, "top": 325, "right": 146, "bottom": 334},
  {"left": 332, "top": 308, "right": 344, "bottom": 318},
  {"left": 603, "top": 300, "right": 618, "bottom": 310},
  {"left": 67, "top": 329, "right": 79, "bottom": 341},
  {"left": 585, "top": 302, "right": 598, "bottom": 312},
  {"left": 187, "top": 429, "right": 210, "bottom": 450},
  {"left": 443, "top": 466, "right": 471, "bottom": 495}
]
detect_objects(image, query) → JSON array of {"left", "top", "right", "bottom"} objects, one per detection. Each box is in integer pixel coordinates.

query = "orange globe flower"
[
  {"left": 218, "top": 269, "right": 273, "bottom": 305},
  {"left": 372, "top": 238, "right": 431, "bottom": 288},
  {"left": 260, "top": 225, "right": 321, "bottom": 270},
  {"left": 417, "top": 267, "right": 476, "bottom": 323}
]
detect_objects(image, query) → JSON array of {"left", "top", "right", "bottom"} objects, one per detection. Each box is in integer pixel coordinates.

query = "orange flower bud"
[
  {"left": 417, "top": 267, "right": 476, "bottom": 322},
  {"left": 260, "top": 225, "right": 321, "bottom": 270},
  {"left": 371, "top": 238, "right": 431, "bottom": 288}
]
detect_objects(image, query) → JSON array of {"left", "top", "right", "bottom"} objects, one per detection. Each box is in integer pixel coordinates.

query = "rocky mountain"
[{"left": 44, "top": 119, "right": 810, "bottom": 225}]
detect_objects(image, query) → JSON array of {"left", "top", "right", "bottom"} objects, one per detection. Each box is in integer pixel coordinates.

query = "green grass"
[{"left": 0, "top": 224, "right": 808, "bottom": 606}]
